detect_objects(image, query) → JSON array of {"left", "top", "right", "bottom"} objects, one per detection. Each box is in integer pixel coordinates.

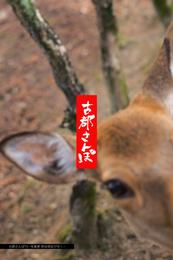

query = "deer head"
[{"left": 2, "top": 23, "right": 173, "bottom": 251}]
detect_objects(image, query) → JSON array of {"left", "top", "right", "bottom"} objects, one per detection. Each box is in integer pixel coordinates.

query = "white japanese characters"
[{"left": 78, "top": 100, "right": 96, "bottom": 164}]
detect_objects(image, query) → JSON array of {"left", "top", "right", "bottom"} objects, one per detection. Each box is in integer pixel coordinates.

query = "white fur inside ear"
[
  {"left": 164, "top": 92, "right": 173, "bottom": 118},
  {"left": 170, "top": 62, "right": 173, "bottom": 77},
  {"left": 51, "top": 133, "right": 75, "bottom": 174},
  {"left": 2, "top": 133, "right": 75, "bottom": 178}
]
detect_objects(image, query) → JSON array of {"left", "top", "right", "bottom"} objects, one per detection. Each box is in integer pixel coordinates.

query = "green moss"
[
  {"left": 85, "top": 183, "right": 96, "bottom": 217},
  {"left": 152, "top": 0, "right": 173, "bottom": 27},
  {"left": 20, "top": 0, "right": 36, "bottom": 18},
  {"left": 72, "top": 181, "right": 96, "bottom": 217},
  {"left": 118, "top": 73, "right": 129, "bottom": 107},
  {"left": 96, "top": 211, "right": 110, "bottom": 251},
  {"left": 58, "top": 224, "right": 72, "bottom": 243}
]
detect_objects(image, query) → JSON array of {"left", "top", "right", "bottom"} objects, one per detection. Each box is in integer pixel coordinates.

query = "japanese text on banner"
[{"left": 76, "top": 95, "right": 97, "bottom": 169}]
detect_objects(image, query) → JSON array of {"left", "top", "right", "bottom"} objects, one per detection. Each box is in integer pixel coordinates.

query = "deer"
[{"left": 2, "top": 21, "right": 173, "bottom": 252}]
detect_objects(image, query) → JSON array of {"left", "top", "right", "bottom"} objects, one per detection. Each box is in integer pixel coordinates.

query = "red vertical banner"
[{"left": 76, "top": 95, "right": 97, "bottom": 169}]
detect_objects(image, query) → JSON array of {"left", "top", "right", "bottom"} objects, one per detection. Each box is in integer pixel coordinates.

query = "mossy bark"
[
  {"left": 8, "top": 0, "right": 85, "bottom": 131},
  {"left": 92, "top": 0, "right": 129, "bottom": 113},
  {"left": 152, "top": 0, "right": 173, "bottom": 27},
  {"left": 70, "top": 180, "right": 97, "bottom": 249}
]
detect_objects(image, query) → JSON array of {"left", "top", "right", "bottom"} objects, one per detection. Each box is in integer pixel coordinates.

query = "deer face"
[{"left": 98, "top": 101, "right": 173, "bottom": 250}]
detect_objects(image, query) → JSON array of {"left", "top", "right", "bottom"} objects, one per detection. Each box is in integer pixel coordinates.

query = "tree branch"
[
  {"left": 92, "top": 0, "right": 129, "bottom": 113},
  {"left": 152, "top": 0, "right": 173, "bottom": 28},
  {"left": 8, "top": 0, "right": 85, "bottom": 131}
]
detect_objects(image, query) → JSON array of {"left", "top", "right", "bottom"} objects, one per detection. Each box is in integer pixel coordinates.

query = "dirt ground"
[{"left": 0, "top": 0, "right": 172, "bottom": 259}]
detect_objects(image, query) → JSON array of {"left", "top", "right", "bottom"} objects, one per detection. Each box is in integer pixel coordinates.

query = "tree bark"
[
  {"left": 70, "top": 180, "right": 97, "bottom": 249},
  {"left": 152, "top": 0, "right": 173, "bottom": 28},
  {"left": 8, "top": 0, "right": 85, "bottom": 131},
  {"left": 92, "top": 0, "right": 129, "bottom": 113}
]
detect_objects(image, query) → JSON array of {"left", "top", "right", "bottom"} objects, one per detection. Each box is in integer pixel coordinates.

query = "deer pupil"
[{"left": 105, "top": 179, "right": 134, "bottom": 199}]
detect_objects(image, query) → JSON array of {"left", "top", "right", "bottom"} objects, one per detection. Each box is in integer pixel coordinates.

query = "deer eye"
[{"left": 103, "top": 179, "right": 135, "bottom": 199}]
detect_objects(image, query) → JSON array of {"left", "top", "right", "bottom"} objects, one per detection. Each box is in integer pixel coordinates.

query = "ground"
[{"left": 0, "top": 0, "right": 172, "bottom": 259}]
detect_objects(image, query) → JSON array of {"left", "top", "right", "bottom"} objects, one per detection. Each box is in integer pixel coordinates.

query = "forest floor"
[{"left": 0, "top": 0, "right": 172, "bottom": 259}]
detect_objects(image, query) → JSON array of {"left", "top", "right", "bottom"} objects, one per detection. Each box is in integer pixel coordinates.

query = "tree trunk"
[
  {"left": 152, "top": 0, "right": 173, "bottom": 27},
  {"left": 70, "top": 180, "right": 97, "bottom": 249},
  {"left": 92, "top": 0, "right": 129, "bottom": 113}
]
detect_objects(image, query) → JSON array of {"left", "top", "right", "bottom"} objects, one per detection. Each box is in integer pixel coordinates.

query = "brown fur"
[
  {"left": 143, "top": 23, "right": 173, "bottom": 101},
  {"left": 97, "top": 22, "right": 173, "bottom": 249},
  {"left": 97, "top": 95, "right": 173, "bottom": 249}
]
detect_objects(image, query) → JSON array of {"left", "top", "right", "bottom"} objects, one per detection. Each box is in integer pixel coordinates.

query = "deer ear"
[
  {"left": 142, "top": 23, "right": 173, "bottom": 117},
  {"left": 0, "top": 132, "right": 82, "bottom": 184}
]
